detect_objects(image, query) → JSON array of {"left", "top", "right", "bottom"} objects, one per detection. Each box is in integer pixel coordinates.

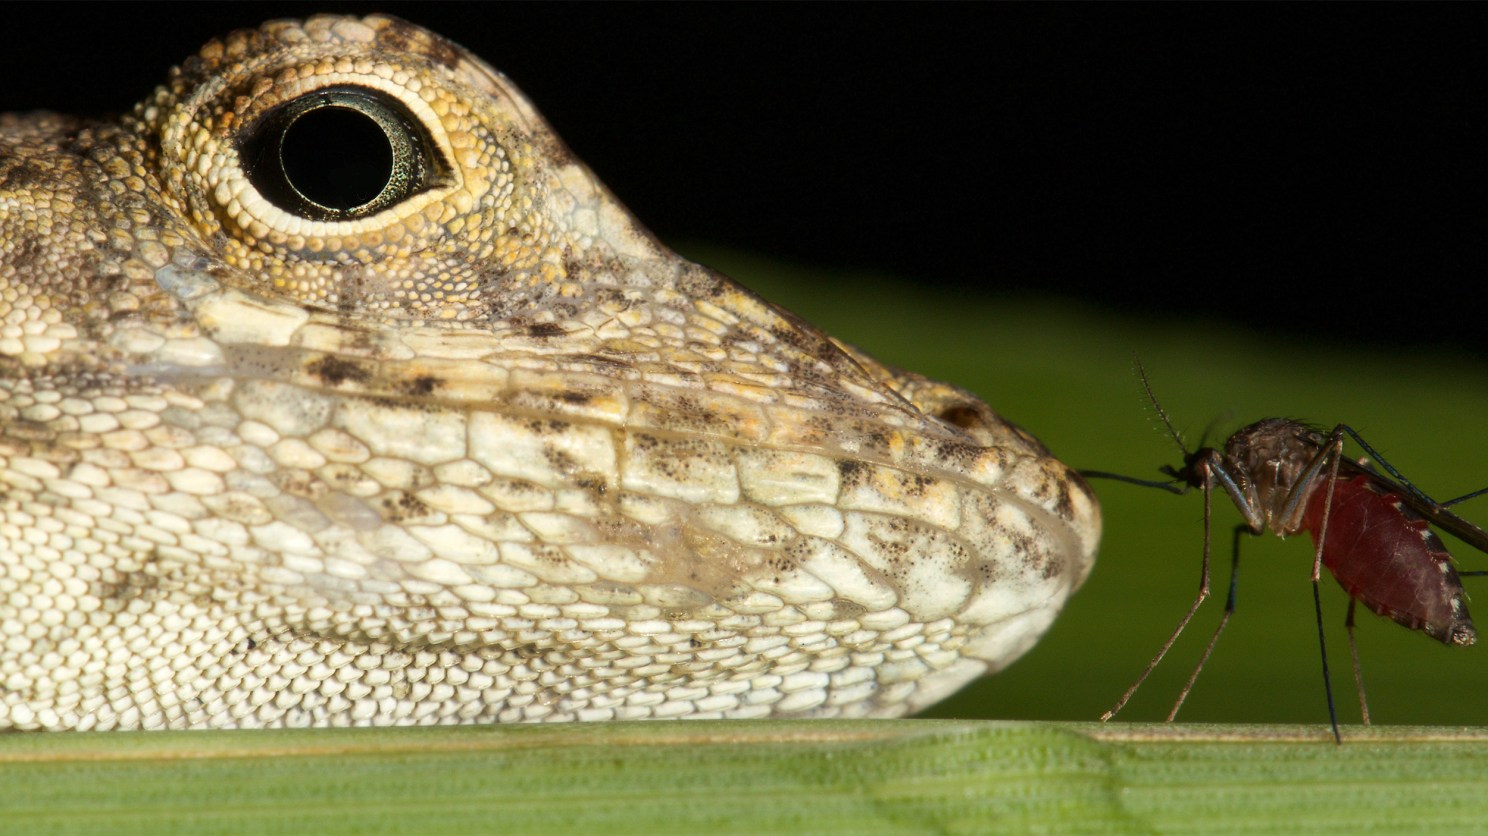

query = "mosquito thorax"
[{"left": 1219, "top": 419, "right": 1330, "bottom": 534}]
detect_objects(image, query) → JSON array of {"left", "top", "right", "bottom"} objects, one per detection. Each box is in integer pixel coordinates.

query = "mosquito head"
[{"left": 1160, "top": 449, "right": 1211, "bottom": 491}]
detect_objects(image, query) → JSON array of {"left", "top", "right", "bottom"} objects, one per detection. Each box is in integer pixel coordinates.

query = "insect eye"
[{"left": 239, "top": 85, "right": 446, "bottom": 221}]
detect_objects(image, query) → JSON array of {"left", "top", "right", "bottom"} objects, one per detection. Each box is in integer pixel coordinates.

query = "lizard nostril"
[
  {"left": 935, "top": 404, "right": 984, "bottom": 431},
  {"left": 239, "top": 85, "right": 446, "bottom": 222}
]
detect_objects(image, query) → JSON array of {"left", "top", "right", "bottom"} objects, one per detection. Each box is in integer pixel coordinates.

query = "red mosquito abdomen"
[{"left": 1302, "top": 475, "right": 1476, "bottom": 646}]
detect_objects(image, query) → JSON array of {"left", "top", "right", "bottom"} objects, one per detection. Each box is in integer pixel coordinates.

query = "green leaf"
[{"left": 5, "top": 722, "right": 1487, "bottom": 833}]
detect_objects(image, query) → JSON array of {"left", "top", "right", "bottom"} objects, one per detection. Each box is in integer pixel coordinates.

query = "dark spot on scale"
[
  {"left": 380, "top": 491, "right": 430, "bottom": 522},
  {"left": 380, "top": 24, "right": 464, "bottom": 70},
  {"left": 1041, "top": 555, "right": 1065, "bottom": 580},
  {"left": 804, "top": 415, "right": 835, "bottom": 439},
  {"left": 907, "top": 475, "right": 934, "bottom": 496},
  {"left": 837, "top": 459, "right": 865, "bottom": 480},
  {"left": 595, "top": 288, "right": 628, "bottom": 308},
  {"left": 334, "top": 267, "right": 372, "bottom": 318},
  {"left": 769, "top": 323, "right": 803, "bottom": 348},
  {"left": 400, "top": 375, "right": 440, "bottom": 397},
  {"left": 0, "top": 163, "right": 49, "bottom": 193},
  {"left": 562, "top": 353, "right": 631, "bottom": 371},
  {"left": 561, "top": 251, "right": 584, "bottom": 278},
  {"left": 534, "top": 132, "right": 578, "bottom": 167},
  {"left": 677, "top": 268, "right": 726, "bottom": 300},
  {"left": 1053, "top": 479, "right": 1075, "bottom": 521},
  {"left": 363, "top": 395, "right": 403, "bottom": 412},
  {"left": 832, "top": 600, "right": 868, "bottom": 621},
  {"left": 525, "top": 322, "right": 567, "bottom": 339},
  {"left": 1, "top": 237, "right": 42, "bottom": 278},
  {"left": 574, "top": 474, "right": 609, "bottom": 497},
  {"left": 306, "top": 355, "right": 372, "bottom": 387},
  {"left": 978, "top": 561, "right": 1002, "bottom": 584},
  {"left": 543, "top": 447, "right": 577, "bottom": 473},
  {"left": 935, "top": 439, "right": 982, "bottom": 463},
  {"left": 1007, "top": 530, "right": 1042, "bottom": 572},
  {"left": 866, "top": 530, "right": 910, "bottom": 564},
  {"left": 557, "top": 390, "right": 592, "bottom": 405}
]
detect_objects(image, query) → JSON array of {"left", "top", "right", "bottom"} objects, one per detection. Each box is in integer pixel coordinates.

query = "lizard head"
[{"left": 0, "top": 15, "right": 1098, "bottom": 727}]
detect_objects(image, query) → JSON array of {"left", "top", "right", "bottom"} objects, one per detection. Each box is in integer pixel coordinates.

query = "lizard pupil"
[
  {"left": 281, "top": 106, "right": 392, "bottom": 211},
  {"left": 240, "top": 85, "right": 443, "bottom": 222}
]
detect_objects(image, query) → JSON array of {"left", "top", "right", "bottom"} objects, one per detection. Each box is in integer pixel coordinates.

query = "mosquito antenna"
[
  {"left": 1136, "top": 360, "right": 1190, "bottom": 458},
  {"left": 1080, "top": 362, "right": 1194, "bottom": 492}
]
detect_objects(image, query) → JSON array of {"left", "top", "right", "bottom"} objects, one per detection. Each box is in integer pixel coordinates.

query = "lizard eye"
[{"left": 239, "top": 85, "right": 447, "bottom": 222}]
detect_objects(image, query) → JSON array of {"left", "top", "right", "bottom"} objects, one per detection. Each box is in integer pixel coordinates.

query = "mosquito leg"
[
  {"left": 1337, "top": 425, "right": 1488, "bottom": 510},
  {"left": 1167, "top": 524, "right": 1246, "bottom": 722},
  {"left": 1345, "top": 598, "right": 1370, "bottom": 726},
  {"left": 1311, "top": 447, "right": 1345, "bottom": 745},
  {"left": 1311, "top": 579, "right": 1341, "bottom": 744},
  {"left": 1443, "top": 485, "right": 1488, "bottom": 509},
  {"left": 1101, "top": 478, "right": 1217, "bottom": 723},
  {"left": 1336, "top": 425, "right": 1430, "bottom": 504}
]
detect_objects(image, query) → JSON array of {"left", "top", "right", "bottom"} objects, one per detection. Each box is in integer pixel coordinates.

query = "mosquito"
[{"left": 1084, "top": 367, "right": 1488, "bottom": 743}]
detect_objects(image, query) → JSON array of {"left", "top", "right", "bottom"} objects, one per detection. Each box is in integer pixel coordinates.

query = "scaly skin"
[{"left": 0, "top": 15, "right": 1099, "bottom": 730}]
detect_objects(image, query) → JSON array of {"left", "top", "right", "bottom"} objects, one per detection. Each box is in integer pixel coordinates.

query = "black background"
[{"left": 6, "top": 5, "right": 1487, "bottom": 358}]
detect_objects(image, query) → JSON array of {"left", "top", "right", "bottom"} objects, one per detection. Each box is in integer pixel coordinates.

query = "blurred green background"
[{"left": 686, "top": 244, "right": 1488, "bottom": 730}]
